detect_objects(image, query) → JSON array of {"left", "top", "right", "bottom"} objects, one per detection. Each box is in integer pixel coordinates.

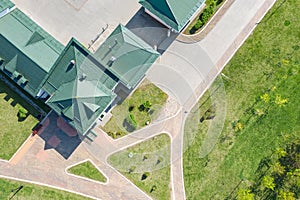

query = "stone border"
[{"left": 177, "top": 0, "right": 236, "bottom": 43}]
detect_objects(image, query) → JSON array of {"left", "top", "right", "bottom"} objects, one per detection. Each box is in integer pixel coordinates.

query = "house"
[
  {"left": 43, "top": 39, "right": 118, "bottom": 136},
  {"left": 139, "top": 0, "right": 205, "bottom": 32},
  {"left": 94, "top": 24, "right": 160, "bottom": 90},
  {"left": 0, "top": 8, "right": 64, "bottom": 97},
  {"left": 0, "top": 3, "right": 159, "bottom": 137},
  {"left": 44, "top": 24, "right": 160, "bottom": 136}
]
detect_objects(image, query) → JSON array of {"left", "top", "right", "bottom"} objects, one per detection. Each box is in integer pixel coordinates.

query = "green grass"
[
  {"left": 67, "top": 161, "right": 107, "bottom": 183},
  {"left": 108, "top": 134, "right": 171, "bottom": 200},
  {"left": 0, "top": 178, "right": 91, "bottom": 199},
  {"left": 103, "top": 80, "right": 168, "bottom": 138},
  {"left": 183, "top": 0, "right": 300, "bottom": 199},
  {"left": 0, "top": 80, "right": 39, "bottom": 160}
]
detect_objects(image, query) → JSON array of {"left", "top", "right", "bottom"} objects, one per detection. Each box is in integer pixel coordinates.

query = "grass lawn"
[
  {"left": 67, "top": 161, "right": 107, "bottom": 183},
  {"left": 183, "top": 0, "right": 300, "bottom": 199},
  {"left": 0, "top": 80, "right": 39, "bottom": 160},
  {"left": 103, "top": 80, "right": 168, "bottom": 139},
  {"left": 0, "top": 178, "right": 91, "bottom": 199},
  {"left": 108, "top": 134, "right": 171, "bottom": 200}
]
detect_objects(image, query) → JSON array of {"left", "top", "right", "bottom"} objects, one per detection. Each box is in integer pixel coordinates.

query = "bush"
[
  {"left": 141, "top": 172, "right": 150, "bottom": 180},
  {"left": 191, "top": 2, "right": 216, "bottom": 33},
  {"left": 128, "top": 105, "right": 135, "bottom": 112},
  {"left": 128, "top": 166, "right": 136, "bottom": 173},
  {"left": 200, "top": 5, "right": 215, "bottom": 23},
  {"left": 143, "top": 154, "right": 149, "bottom": 161},
  {"left": 18, "top": 107, "right": 27, "bottom": 119},
  {"left": 139, "top": 100, "right": 152, "bottom": 112},
  {"left": 150, "top": 185, "right": 157, "bottom": 193},
  {"left": 194, "top": 20, "right": 204, "bottom": 30}
]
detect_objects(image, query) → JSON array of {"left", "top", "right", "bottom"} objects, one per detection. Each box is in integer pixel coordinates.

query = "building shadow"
[
  {"left": 37, "top": 111, "right": 82, "bottom": 159},
  {"left": 125, "top": 8, "right": 178, "bottom": 54}
]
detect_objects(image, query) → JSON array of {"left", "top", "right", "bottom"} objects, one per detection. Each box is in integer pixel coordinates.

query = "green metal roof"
[
  {"left": 94, "top": 24, "right": 160, "bottom": 89},
  {"left": 0, "top": 0, "right": 14, "bottom": 13},
  {"left": 0, "top": 8, "right": 64, "bottom": 97},
  {"left": 139, "top": 0, "right": 205, "bottom": 32},
  {"left": 0, "top": 35, "right": 51, "bottom": 96},
  {"left": 0, "top": 9, "right": 64, "bottom": 72},
  {"left": 44, "top": 39, "right": 118, "bottom": 135}
]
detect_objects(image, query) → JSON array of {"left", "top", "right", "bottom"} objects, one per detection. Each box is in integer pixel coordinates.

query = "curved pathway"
[{"left": 0, "top": 0, "right": 276, "bottom": 199}]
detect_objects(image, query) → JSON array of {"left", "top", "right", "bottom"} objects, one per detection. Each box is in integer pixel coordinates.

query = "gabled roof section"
[
  {"left": 0, "top": 8, "right": 64, "bottom": 97},
  {"left": 139, "top": 0, "right": 205, "bottom": 32},
  {"left": 0, "top": 0, "right": 14, "bottom": 13},
  {"left": 94, "top": 24, "right": 160, "bottom": 89},
  {"left": 0, "top": 9, "right": 64, "bottom": 72},
  {"left": 26, "top": 31, "right": 45, "bottom": 46},
  {"left": 44, "top": 39, "right": 118, "bottom": 135}
]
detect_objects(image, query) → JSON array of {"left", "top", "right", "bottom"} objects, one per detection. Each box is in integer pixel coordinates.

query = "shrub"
[
  {"left": 128, "top": 105, "right": 135, "bottom": 112},
  {"left": 128, "top": 166, "right": 136, "bottom": 173},
  {"left": 194, "top": 20, "right": 204, "bottom": 30},
  {"left": 139, "top": 100, "right": 152, "bottom": 112},
  {"left": 190, "top": 2, "right": 216, "bottom": 33},
  {"left": 18, "top": 107, "right": 27, "bottom": 119},
  {"left": 275, "top": 94, "right": 288, "bottom": 107},
  {"left": 200, "top": 4, "right": 215, "bottom": 23},
  {"left": 143, "top": 154, "right": 149, "bottom": 161},
  {"left": 129, "top": 114, "right": 137, "bottom": 126},
  {"left": 141, "top": 172, "right": 150, "bottom": 180},
  {"left": 150, "top": 185, "right": 157, "bottom": 193}
]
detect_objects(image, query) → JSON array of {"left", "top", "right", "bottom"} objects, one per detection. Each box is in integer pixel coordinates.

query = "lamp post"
[{"left": 9, "top": 185, "right": 23, "bottom": 199}]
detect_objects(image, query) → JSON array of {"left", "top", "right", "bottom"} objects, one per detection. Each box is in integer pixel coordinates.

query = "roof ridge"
[{"left": 165, "top": 0, "right": 179, "bottom": 25}]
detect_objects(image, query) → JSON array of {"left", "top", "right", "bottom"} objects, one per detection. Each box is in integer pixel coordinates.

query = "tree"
[
  {"left": 150, "top": 185, "right": 157, "bottom": 193},
  {"left": 141, "top": 172, "right": 150, "bottom": 180},
  {"left": 262, "top": 176, "right": 276, "bottom": 191},
  {"left": 143, "top": 154, "right": 149, "bottom": 161},
  {"left": 274, "top": 148, "right": 287, "bottom": 159},
  {"left": 271, "top": 162, "right": 285, "bottom": 175},
  {"left": 237, "top": 189, "right": 254, "bottom": 200},
  {"left": 275, "top": 94, "right": 288, "bottom": 107},
  {"left": 278, "top": 190, "right": 296, "bottom": 200}
]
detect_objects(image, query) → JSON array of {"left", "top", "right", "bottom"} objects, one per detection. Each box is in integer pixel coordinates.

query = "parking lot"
[{"left": 12, "top": 0, "right": 140, "bottom": 46}]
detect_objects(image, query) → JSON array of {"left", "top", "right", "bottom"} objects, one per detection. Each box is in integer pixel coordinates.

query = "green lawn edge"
[
  {"left": 67, "top": 161, "right": 107, "bottom": 183},
  {"left": 0, "top": 79, "right": 39, "bottom": 160},
  {"left": 103, "top": 80, "right": 168, "bottom": 139},
  {"left": 0, "top": 178, "right": 91, "bottom": 199},
  {"left": 108, "top": 133, "right": 171, "bottom": 200},
  {"left": 183, "top": 0, "right": 300, "bottom": 199}
]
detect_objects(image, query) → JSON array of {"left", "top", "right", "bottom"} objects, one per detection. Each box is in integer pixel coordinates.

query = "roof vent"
[
  {"left": 70, "top": 60, "right": 76, "bottom": 65},
  {"left": 79, "top": 73, "right": 87, "bottom": 81},
  {"left": 107, "top": 56, "right": 116, "bottom": 67}
]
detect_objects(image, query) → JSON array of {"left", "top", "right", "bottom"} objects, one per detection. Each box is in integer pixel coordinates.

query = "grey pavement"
[
  {"left": 200, "top": 0, "right": 267, "bottom": 64},
  {"left": 12, "top": 0, "right": 140, "bottom": 47},
  {"left": 0, "top": 136, "right": 151, "bottom": 200},
  {"left": 147, "top": 0, "right": 277, "bottom": 199}
]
